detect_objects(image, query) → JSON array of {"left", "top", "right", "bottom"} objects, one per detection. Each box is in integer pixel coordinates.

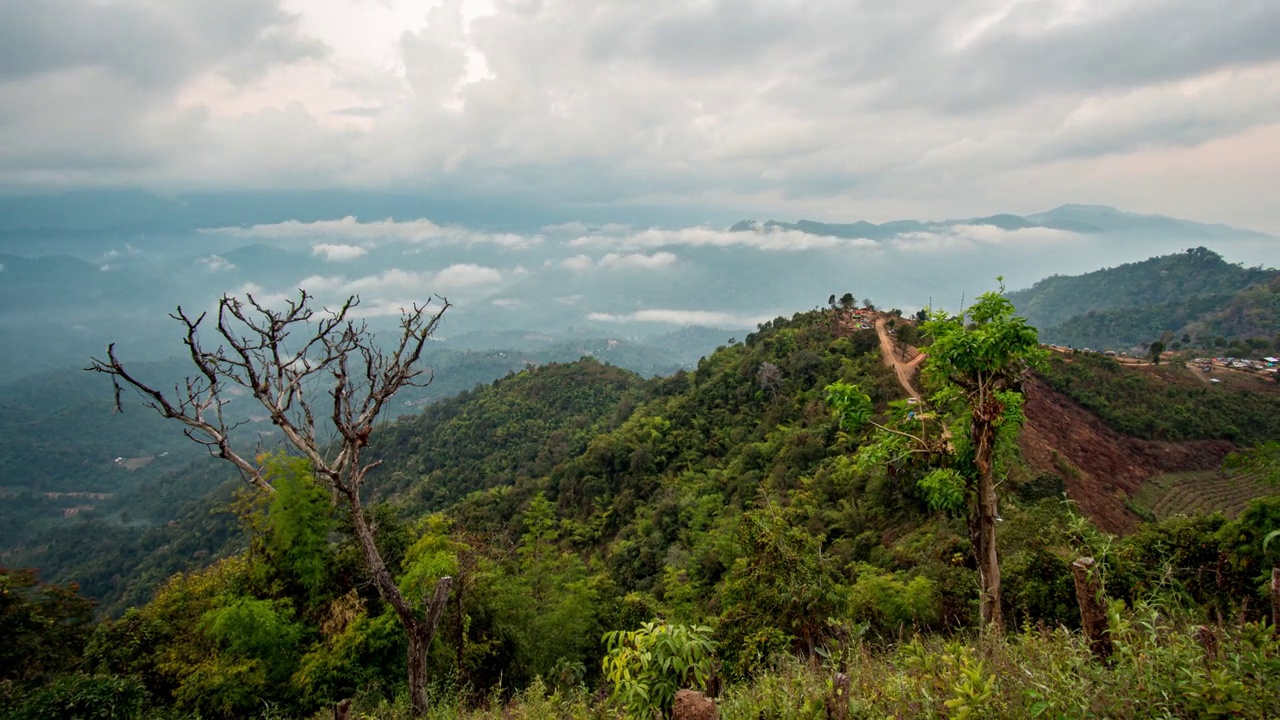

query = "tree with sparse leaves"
[{"left": 88, "top": 291, "right": 454, "bottom": 717}]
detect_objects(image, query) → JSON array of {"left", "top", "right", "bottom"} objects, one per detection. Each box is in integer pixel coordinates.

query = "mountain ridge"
[{"left": 730, "top": 204, "right": 1273, "bottom": 241}]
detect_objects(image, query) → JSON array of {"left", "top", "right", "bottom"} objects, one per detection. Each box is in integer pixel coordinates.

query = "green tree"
[
  {"left": 1226, "top": 443, "right": 1280, "bottom": 571},
  {"left": 828, "top": 283, "right": 1044, "bottom": 633},
  {"left": 1149, "top": 340, "right": 1166, "bottom": 364},
  {"left": 490, "top": 493, "right": 601, "bottom": 686},
  {"left": 917, "top": 285, "right": 1045, "bottom": 633},
  {"left": 0, "top": 568, "right": 95, "bottom": 692},
  {"left": 717, "top": 501, "right": 845, "bottom": 674}
]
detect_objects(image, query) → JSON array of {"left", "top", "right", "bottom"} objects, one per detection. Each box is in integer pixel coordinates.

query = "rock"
[{"left": 672, "top": 689, "right": 718, "bottom": 720}]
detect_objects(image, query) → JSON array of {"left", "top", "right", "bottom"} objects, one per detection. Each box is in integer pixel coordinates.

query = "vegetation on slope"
[
  {"left": 1039, "top": 351, "right": 1280, "bottom": 444},
  {"left": 4, "top": 305, "right": 1280, "bottom": 718},
  {"left": 368, "top": 359, "right": 646, "bottom": 511},
  {"left": 1008, "top": 246, "right": 1275, "bottom": 336}
]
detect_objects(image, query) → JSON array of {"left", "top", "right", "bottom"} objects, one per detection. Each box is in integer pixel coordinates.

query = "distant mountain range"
[{"left": 730, "top": 204, "right": 1273, "bottom": 241}]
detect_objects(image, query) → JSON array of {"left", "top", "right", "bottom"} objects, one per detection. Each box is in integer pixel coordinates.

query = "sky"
[{"left": 2, "top": 0, "right": 1280, "bottom": 232}]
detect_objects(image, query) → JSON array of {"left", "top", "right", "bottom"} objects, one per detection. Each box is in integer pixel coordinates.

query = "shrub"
[
  {"left": 10, "top": 674, "right": 147, "bottom": 720},
  {"left": 601, "top": 621, "right": 715, "bottom": 718}
]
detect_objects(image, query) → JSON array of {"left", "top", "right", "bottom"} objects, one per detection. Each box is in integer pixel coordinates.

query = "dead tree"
[{"left": 88, "top": 290, "right": 453, "bottom": 717}]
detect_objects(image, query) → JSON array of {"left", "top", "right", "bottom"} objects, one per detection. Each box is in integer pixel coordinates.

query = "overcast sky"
[{"left": 2, "top": 0, "right": 1279, "bottom": 231}]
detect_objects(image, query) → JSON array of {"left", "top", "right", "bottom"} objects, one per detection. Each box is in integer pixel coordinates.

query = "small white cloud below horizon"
[
  {"left": 568, "top": 226, "right": 880, "bottom": 253},
  {"left": 560, "top": 251, "right": 679, "bottom": 271},
  {"left": 599, "top": 252, "right": 678, "bottom": 269},
  {"left": 203, "top": 217, "right": 541, "bottom": 249},
  {"left": 312, "top": 243, "right": 368, "bottom": 261},
  {"left": 890, "top": 225, "right": 1080, "bottom": 252},
  {"left": 199, "top": 255, "right": 236, "bottom": 271},
  {"left": 560, "top": 255, "right": 595, "bottom": 271},
  {"left": 433, "top": 263, "right": 504, "bottom": 289},
  {"left": 587, "top": 309, "right": 776, "bottom": 327},
  {"left": 295, "top": 263, "right": 504, "bottom": 298}
]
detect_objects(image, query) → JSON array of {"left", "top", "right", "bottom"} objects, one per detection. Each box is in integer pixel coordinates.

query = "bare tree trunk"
[
  {"left": 406, "top": 577, "right": 454, "bottom": 715},
  {"left": 347, "top": 490, "right": 452, "bottom": 717},
  {"left": 972, "top": 415, "right": 1003, "bottom": 635},
  {"left": 1071, "top": 557, "right": 1112, "bottom": 662}
]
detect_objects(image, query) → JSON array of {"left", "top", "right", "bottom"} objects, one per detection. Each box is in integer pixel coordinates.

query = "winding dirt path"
[{"left": 875, "top": 317, "right": 923, "bottom": 401}]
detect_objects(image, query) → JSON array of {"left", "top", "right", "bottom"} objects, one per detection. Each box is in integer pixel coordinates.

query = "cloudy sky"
[{"left": 2, "top": 0, "right": 1280, "bottom": 231}]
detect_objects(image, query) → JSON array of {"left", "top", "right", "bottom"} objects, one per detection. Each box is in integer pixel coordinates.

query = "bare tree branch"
[{"left": 88, "top": 290, "right": 454, "bottom": 717}]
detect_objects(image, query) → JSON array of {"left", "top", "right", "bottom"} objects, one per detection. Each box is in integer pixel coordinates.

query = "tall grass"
[{"left": 324, "top": 598, "right": 1278, "bottom": 719}]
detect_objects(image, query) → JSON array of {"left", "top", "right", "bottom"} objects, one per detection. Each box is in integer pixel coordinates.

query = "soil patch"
[{"left": 1019, "top": 380, "right": 1233, "bottom": 534}]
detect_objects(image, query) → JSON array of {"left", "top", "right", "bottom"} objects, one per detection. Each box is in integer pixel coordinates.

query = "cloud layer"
[{"left": 4, "top": 0, "right": 1280, "bottom": 230}]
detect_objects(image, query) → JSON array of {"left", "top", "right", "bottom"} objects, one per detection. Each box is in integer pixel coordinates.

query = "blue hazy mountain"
[{"left": 730, "top": 204, "right": 1272, "bottom": 241}]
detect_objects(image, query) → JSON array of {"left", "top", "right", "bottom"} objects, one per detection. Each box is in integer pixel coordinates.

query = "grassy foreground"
[{"left": 326, "top": 598, "right": 1278, "bottom": 720}]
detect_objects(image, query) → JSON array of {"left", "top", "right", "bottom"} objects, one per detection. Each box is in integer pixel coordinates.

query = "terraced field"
[{"left": 1133, "top": 470, "right": 1279, "bottom": 520}]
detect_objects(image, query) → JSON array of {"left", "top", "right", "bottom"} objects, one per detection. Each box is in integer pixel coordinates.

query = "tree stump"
[
  {"left": 334, "top": 699, "right": 352, "bottom": 720},
  {"left": 1271, "top": 567, "right": 1279, "bottom": 637},
  {"left": 672, "top": 690, "right": 718, "bottom": 720},
  {"left": 1071, "top": 557, "right": 1113, "bottom": 662},
  {"left": 825, "top": 672, "right": 851, "bottom": 720},
  {"left": 1194, "top": 625, "right": 1219, "bottom": 662}
]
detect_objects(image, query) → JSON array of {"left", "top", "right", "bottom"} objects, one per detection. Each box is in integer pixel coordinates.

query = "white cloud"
[
  {"left": 293, "top": 264, "right": 501, "bottom": 298},
  {"left": 598, "top": 252, "right": 678, "bottom": 269},
  {"left": 204, "top": 216, "right": 541, "bottom": 248},
  {"left": 559, "top": 251, "right": 679, "bottom": 271},
  {"left": 890, "top": 225, "right": 1080, "bottom": 252},
  {"left": 491, "top": 298, "right": 519, "bottom": 307},
  {"left": 569, "top": 226, "right": 879, "bottom": 252},
  {"left": 312, "top": 242, "right": 367, "bottom": 261},
  {"left": 432, "top": 263, "right": 503, "bottom": 289},
  {"left": 560, "top": 254, "right": 595, "bottom": 271},
  {"left": 199, "top": 254, "right": 236, "bottom": 271},
  {"left": 232, "top": 282, "right": 292, "bottom": 309},
  {"left": 588, "top": 309, "right": 776, "bottom": 327}
]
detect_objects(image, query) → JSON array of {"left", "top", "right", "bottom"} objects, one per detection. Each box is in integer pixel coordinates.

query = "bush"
[
  {"left": 601, "top": 621, "right": 715, "bottom": 719},
  {"left": 9, "top": 674, "right": 147, "bottom": 720},
  {"left": 847, "top": 565, "right": 940, "bottom": 638}
]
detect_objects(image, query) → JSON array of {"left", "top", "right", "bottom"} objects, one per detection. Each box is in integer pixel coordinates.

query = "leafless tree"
[{"left": 88, "top": 290, "right": 453, "bottom": 717}]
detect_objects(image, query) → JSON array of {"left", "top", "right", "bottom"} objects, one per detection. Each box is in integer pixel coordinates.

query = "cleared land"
[{"left": 1132, "top": 470, "right": 1278, "bottom": 520}]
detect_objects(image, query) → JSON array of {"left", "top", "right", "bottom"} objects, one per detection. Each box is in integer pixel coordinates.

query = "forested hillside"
[
  {"left": 4, "top": 305, "right": 1279, "bottom": 719},
  {"left": 0, "top": 328, "right": 721, "bottom": 571},
  {"left": 1008, "top": 247, "right": 1277, "bottom": 351}
]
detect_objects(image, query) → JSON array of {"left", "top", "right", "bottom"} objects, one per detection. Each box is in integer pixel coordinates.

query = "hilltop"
[{"left": 1007, "top": 247, "right": 1279, "bottom": 353}]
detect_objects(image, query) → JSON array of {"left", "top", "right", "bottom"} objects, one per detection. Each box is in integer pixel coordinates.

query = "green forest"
[
  {"left": 4, "top": 296, "right": 1280, "bottom": 719},
  {"left": 1008, "top": 247, "right": 1280, "bottom": 354}
]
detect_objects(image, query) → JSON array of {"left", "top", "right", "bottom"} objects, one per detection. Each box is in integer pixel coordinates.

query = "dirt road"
[{"left": 875, "top": 317, "right": 923, "bottom": 401}]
